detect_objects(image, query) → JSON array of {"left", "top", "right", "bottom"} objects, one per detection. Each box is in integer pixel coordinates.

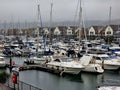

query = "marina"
[{"left": 0, "top": 0, "right": 120, "bottom": 90}]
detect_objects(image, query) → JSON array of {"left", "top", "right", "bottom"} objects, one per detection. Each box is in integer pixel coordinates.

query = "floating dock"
[{"left": 7, "top": 64, "right": 64, "bottom": 76}]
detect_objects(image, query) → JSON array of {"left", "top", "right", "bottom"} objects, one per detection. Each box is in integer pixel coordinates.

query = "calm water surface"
[{"left": 5, "top": 57, "right": 120, "bottom": 90}]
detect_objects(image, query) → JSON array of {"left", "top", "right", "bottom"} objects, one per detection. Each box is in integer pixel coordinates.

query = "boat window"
[
  {"left": 96, "top": 57, "right": 101, "bottom": 60},
  {"left": 111, "top": 49, "right": 120, "bottom": 52},
  {"left": 88, "top": 44, "right": 92, "bottom": 47},
  {"left": 101, "top": 57, "right": 110, "bottom": 60},
  {"left": 109, "top": 55, "right": 117, "bottom": 59},
  {"left": 80, "top": 51, "right": 86, "bottom": 53},
  {"left": 61, "top": 58, "right": 72, "bottom": 62},
  {"left": 54, "top": 59, "right": 60, "bottom": 62}
]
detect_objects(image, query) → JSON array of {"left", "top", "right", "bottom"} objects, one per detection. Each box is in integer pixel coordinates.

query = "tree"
[{"left": 0, "top": 71, "right": 10, "bottom": 84}]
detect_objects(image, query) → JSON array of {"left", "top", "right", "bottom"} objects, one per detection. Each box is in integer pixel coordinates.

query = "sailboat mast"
[
  {"left": 74, "top": 0, "right": 80, "bottom": 25},
  {"left": 82, "top": 18, "right": 87, "bottom": 42},
  {"left": 108, "top": 6, "right": 112, "bottom": 45},
  {"left": 78, "top": 0, "right": 82, "bottom": 52},
  {"left": 49, "top": 1, "right": 53, "bottom": 44},
  {"left": 36, "top": 4, "right": 41, "bottom": 53},
  {"left": 10, "top": 16, "right": 14, "bottom": 36},
  {"left": 37, "top": 5, "right": 40, "bottom": 37},
  {"left": 109, "top": 6, "right": 112, "bottom": 25}
]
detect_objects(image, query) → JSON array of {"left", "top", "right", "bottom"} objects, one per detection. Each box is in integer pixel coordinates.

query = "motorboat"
[
  {"left": 46, "top": 56, "right": 84, "bottom": 75},
  {"left": 24, "top": 55, "right": 49, "bottom": 65},
  {"left": 79, "top": 55, "right": 104, "bottom": 73},
  {"left": 89, "top": 54, "right": 120, "bottom": 70}
]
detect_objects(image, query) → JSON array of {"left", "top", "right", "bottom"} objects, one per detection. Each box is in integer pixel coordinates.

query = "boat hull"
[
  {"left": 82, "top": 64, "right": 104, "bottom": 73},
  {"left": 103, "top": 64, "right": 120, "bottom": 70},
  {"left": 46, "top": 64, "right": 82, "bottom": 75}
]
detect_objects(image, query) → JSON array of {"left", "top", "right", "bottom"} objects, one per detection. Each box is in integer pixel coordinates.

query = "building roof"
[{"left": 110, "top": 25, "right": 120, "bottom": 30}]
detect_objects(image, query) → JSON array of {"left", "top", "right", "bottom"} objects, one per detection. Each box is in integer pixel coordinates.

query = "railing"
[{"left": 6, "top": 78, "right": 42, "bottom": 90}]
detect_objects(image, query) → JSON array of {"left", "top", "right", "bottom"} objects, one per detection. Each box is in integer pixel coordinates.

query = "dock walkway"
[{"left": 0, "top": 84, "right": 13, "bottom": 90}]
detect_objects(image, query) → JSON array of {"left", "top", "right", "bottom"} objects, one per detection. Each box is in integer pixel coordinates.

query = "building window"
[
  {"left": 107, "top": 31, "right": 111, "bottom": 35},
  {"left": 68, "top": 32, "right": 72, "bottom": 35},
  {"left": 67, "top": 31, "right": 72, "bottom": 35},
  {"left": 90, "top": 32, "right": 94, "bottom": 35},
  {"left": 54, "top": 31, "right": 59, "bottom": 35}
]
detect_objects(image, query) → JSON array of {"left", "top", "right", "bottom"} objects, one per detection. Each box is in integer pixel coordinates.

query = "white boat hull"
[
  {"left": 47, "top": 64, "right": 82, "bottom": 74},
  {"left": 103, "top": 64, "right": 120, "bottom": 70},
  {"left": 82, "top": 64, "right": 104, "bottom": 73},
  {"left": 96, "top": 61, "right": 120, "bottom": 70}
]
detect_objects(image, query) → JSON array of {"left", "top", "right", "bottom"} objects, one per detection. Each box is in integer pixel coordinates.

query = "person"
[
  {"left": 10, "top": 57, "right": 12, "bottom": 67},
  {"left": 12, "top": 61, "right": 15, "bottom": 65},
  {"left": 77, "top": 52, "right": 82, "bottom": 58},
  {"left": 27, "top": 53, "right": 31, "bottom": 58}
]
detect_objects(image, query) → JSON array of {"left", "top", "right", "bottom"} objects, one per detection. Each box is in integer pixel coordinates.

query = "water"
[{"left": 4, "top": 57, "right": 120, "bottom": 90}]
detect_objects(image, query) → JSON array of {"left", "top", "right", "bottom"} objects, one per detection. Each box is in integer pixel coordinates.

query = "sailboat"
[
  {"left": 24, "top": 4, "right": 47, "bottom": 65},
  {"left": 76, "top": 0, "right": 104, "bottom": 73}
]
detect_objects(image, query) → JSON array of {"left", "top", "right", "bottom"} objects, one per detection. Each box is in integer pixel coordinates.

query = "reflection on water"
[
  {"left": 64, "top": 74, "right": 83, "bottom": 82},
  {"left": 19, "top": 71, "right": 100, "bottom": 90},
  {"left": 97, "top": 71, "right": 120, "bottom": 86}
]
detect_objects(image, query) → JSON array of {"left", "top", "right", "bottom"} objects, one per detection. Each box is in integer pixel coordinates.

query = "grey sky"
[{"left": 0, "top": 0, "right": 120, "bottom": 23}]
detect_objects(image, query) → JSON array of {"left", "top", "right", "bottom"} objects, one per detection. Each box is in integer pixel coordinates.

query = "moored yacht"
[
  {"left": 24, "top": 55, "right": 49, "bottom": 65},
  {"left": 46, "top": 56, "right": 84, "bottom": 75},
  {"left": 89, "top": 54, "right": 120, "bottom": 70}
]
